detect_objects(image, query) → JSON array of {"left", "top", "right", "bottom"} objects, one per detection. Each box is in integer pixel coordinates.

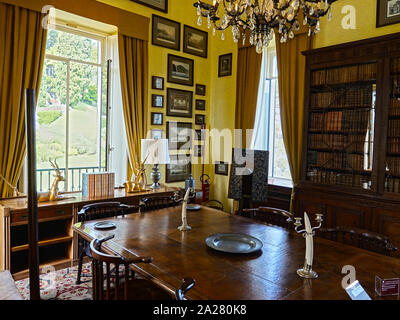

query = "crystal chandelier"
[{"left": 194, "top": 0, "right": 337, "bottom": 53}]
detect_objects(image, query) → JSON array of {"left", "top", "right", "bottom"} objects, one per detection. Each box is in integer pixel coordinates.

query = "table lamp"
[{"left": 141, "top": 139, "right": 170, "bottom": 189}]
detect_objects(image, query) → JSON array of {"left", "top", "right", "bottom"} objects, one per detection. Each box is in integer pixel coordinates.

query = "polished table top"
[{"left": 73, "top": 206, "right": 400, "bottom": 300}]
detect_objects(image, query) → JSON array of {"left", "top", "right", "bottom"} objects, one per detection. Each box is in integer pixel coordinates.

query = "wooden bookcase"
[{"left": 295, "top": 33, "right": 400, "bottom": 258}]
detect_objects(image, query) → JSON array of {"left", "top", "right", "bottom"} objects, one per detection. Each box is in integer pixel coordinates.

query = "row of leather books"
[
  {"left": 309, "top": 110, "right": 371, "bottom": 132},
  {"left": 388, "top": 119, "right": 400, "bottom": 137},
  {"left": 387, "top": 158, "right": 400, "bottom": 176},
  {"left": 310, "top": 88, "right": 373, "bottom": 109},
  {"left": 311, "top": 63, "right": 376, "bottom": 86},
  {"left": 309, "top": 152, "right": 364, "bottom": 171},
  {"left": 387, "top": 137, "right": 400, "bottom": 154},
  {"left": 308, "top": 133, "right": 366, "bottom": 153},
  {"left": 386, "top": 178, "right": 400, "bottom": 193},
  {"left": 389, "top": 99, "right": 400, "bottom": 116},
  {"left": 82, "top": 172, "right": 115, "bottom": 198},
  {"left": 307, "top": 169, "right": 370, "bottom": 187}
]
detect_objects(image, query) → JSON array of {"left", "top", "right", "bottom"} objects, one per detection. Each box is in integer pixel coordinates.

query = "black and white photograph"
[
  {"left": 195, "top": 99, "right": 206, "bottom": 111},
  {"left": 151, "top": 112, "right": 163, "bottom": 125},
  {"left": 195, "top": 114, "right": 205, "bottom": 125},
  {"left": 218, "top": 53, "right": 233, "bottom": 77},
  {"left": 196, "top": 84, "right": 206, "bottom": 96},
  {"left": 167, "top": 88, "right": 193, "bottom": 118},
  {"left": 167, "top": 54, "right": 194, "bottom": 86},
  {"left": 166, "top": 121, "right": 192, "bottom": 150},
  {"left": 166, "top": 154, "right": 192, "bottom": 182},
  {"left": 152, "top": 94, "right": 164, "bottom": 108},
  {"left": 195, "top": 129, "right": 205, "bottom": 141},
  {"left": 183, "top": 25, "right": 208, "bottom": 58},
  {"left": 215, "top": 162, "right": 229, "bottom": 176},
  {"left": 132, "top": 0, "right": 168, "bottom": 13},
  {"left": 194, "top": 144, "right": 204, "bottom": 157},
  {"left": 152, "top": 76, "right": 164, "bottom": 90},
  {"left": 150, "top": 129, "right": 163, "bottom": 140},
  {"left": 152, "top": 15, "right": 180, "bottom": 50},
  {"left": 377, "top": 0, "right": 400, "bottom": 27}
]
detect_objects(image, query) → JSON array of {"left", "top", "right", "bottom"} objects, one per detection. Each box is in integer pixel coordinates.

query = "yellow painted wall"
[
  {"left": 314, "top": 0, "right": 400, "bottom": 48},
  {"left": 98, "top": 0, "right": 237, "bottom": 211}
]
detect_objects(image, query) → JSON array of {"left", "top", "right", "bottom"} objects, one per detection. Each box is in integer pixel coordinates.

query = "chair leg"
[{"left": 76, "top": 249, "right": 86, "bottom": 284}]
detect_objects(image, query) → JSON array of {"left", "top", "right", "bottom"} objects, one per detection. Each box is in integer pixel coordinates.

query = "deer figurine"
[{"left": 38, "top": 159, "right": 65, "bottom": 202}]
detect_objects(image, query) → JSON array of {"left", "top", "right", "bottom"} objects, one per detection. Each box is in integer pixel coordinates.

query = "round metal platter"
[
  {"left": 205, "top": 233, "right": 263, "bottom": 254},
  {"left": 94, "top": 221, "right": 116, "bottom": 230}
]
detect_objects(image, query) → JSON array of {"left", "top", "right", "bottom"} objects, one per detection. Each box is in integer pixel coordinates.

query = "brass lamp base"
[
  {"left": 297, "top": 266, "right": 319, "bottom": 279},
  {"left": 178, "top": 225, "right": 192, "bottom": 231}
]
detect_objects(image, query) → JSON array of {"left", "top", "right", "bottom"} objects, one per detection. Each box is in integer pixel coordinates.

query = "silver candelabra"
[{"left": 294, "top": 212, "right": 324, "bottom": 279}]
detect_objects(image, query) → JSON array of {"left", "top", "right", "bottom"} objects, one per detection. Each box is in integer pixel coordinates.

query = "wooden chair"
[
  {"left": 139, "top": 196, "right": 180, "bottom": 213},
  {"left": 319, "top": 227, "right": 398, "bottom": 257},
  {"left": 90, "top": 238, "right": 195, "bottom": 300},
  {"left": 202, "top": 200, "right": 224, "bottom": 211},
  {"left": 241, "top": 207, "right": 294, "bottom": 230},
  {"left": 76, "top": 202, "right": 138, "bottom": 284}
]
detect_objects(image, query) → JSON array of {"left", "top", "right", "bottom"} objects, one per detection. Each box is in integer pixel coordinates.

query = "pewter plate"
[
  {"left": 205, "top": 233, "right": 263, "bottom": 254},
  {"left": 94, "top": 222, "right": 116, "bottom": 230}
]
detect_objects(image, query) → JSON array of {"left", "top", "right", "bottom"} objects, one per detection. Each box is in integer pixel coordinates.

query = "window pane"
[
  {"left": 36, "top": 59, "right": 67, "bottom": 192},
  {"left": 46, "top": 29, "right": 100, "bottom": 64}
]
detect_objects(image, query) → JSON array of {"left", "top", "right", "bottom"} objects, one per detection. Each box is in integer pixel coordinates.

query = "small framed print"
[
  {"left": 167, "top": 121, "right": 193, "bottom": 150},
  {"left": 152, "top": 76, "right": 164, "bottom": 90},
  {"left": 195, "top": 99, "right": 206, "bottom": 111},
  {"left": 194, "top": 145, "right": 204, "bottom": 157},
  {"left": 152, "top": 15, "right": 180, "bottom": 51},
  {"left": 132, "top": 0, "right": 168, "bottom": 13},
  {"left": 151, "top": 112, "right": 164, "bottom": 125},
  {"left": 196, "top": 84, "right": 206, "bottom": 96},
  {"left": 195, "top": 114, "right": 205, "bottom": 125},
  {"left": 377, "top": 0, "right": 400, "bottom": 27},
  {"left": 215, "top": 162, "right": 229, "bottom": 176},
  {"left": 152, "top": 94, "right": 164, "bottom": 108},
  {"left": 183, "top": 25, "right": 208, "bottom": 58},
  {"left": 167, "top": 54, "right": 194, "bottom": 87},
  {"left": 166, "top": 153, "right": 192, "bottom": 183},
  {"left": 151, "top": 129, "right": 163, "bottom": 140},
  {"left": 167, "top": 88, "right": 193, "bottom": 118},
  {"left": 195, "top": 129, "right": 205, "bottom": 141},
  {"left": 219, "top": 53, "right": 233, "bottom": 77}
]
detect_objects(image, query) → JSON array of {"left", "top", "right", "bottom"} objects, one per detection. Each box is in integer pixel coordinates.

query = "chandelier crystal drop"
[{"left": 194, "top": 0, "right": 337, "bottom": 53}]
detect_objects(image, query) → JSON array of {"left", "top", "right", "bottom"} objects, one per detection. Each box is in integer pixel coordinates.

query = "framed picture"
[
  {"left": 194, "top": 145, "right": 204, "bottom": 157},
  {"left": 151, "top": 129, "right": 163, "bottom": 140},
  {"left": 195, "top": 114, "right": 205, "bottom": 125},
  {"left": 195, "top": 99, "right": 206, "bottom": 111},
  {"left": 167, "top": 54, "right": 194, "bottom": 87},
  {"left": 195, "top": 129, "right": 205, "bottom": 141},
  {"left": 196, "top": 84, "right": 206, "bottom": 96},
  {"left": 377, "top": 0, "right": 400, "bottom": 27},
  {"left": 152, "top": 76, "right": 164, "bottom": 90},
  {"left": 151, "top": 112, "right": 163, "bottom": 125},
  {"left": 219, "top": 53, "right": 233, "bottom": 77},
  {"left": 131, "top": 0, "right": 168, "bottom": 13},
  {"left": 183, "top": 25, "right": 208, "bottom": 58},
  {"left": 167, "top": 121, "right": 193, "bottom": 150},
  {"left": 167, "top": 88, "right": 193, "bottom": 118},
  {"left": 152, "top": 15, "right": 180, "bottom": 51},
  {"left": 166, "top": 154, "right": 192, "bottom": 183},
  {"left": 152, "top": 94, "right": 164, "bottom": 108},
  {"left": 215, "top": 162, "right": 229, "bottom": 176}
]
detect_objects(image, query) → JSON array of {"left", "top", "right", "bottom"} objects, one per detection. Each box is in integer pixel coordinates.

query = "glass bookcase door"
[
  {"left": 306, "top": 62, "right": 377, "bottom": 190},
  {"left": 385, "top": 57, "right": 400, "bottom": 193}
]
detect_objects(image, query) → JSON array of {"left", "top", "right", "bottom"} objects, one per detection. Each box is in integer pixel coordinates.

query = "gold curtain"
[
  {"left": 235, "top": 46, "right": 262, "bottom": 147},
  {"left": 275, "top": 32, "right": 311, "bottom": 212},
  {"left": 0, "top": 3, "right": 47, "bottom": 198},
  {"left": 118, "top": 34, "right": 148, "bottom": 179}
]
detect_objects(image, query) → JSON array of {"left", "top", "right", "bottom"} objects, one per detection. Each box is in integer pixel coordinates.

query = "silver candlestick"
[{"left": 294, "top": 212, "right": 323, "bottom": 279}]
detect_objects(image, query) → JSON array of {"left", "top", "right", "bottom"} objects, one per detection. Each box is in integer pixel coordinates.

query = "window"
[
  {"left": 251, "top": 43, "right": 292, "bottom": 182},
  {"left": 36, "top": 26, "right": 109, "bottom": 192}
]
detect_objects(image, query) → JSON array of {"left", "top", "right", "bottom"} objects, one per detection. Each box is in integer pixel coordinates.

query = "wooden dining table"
[{"left": 72, "top": 206, "right": 400, "bottom": 300}]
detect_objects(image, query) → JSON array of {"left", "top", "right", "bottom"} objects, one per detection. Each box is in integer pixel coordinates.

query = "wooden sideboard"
[{"left": 0, "top": 187, "right": 178, "bottom": 275}]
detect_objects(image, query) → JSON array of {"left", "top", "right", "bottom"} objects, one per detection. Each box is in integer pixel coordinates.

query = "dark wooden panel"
[
  {"left": 330, "top": 206, "right": 371, "bottom": 230},
  {"left": 373, "top": 209, "right": 400, "bottom": 258}
]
